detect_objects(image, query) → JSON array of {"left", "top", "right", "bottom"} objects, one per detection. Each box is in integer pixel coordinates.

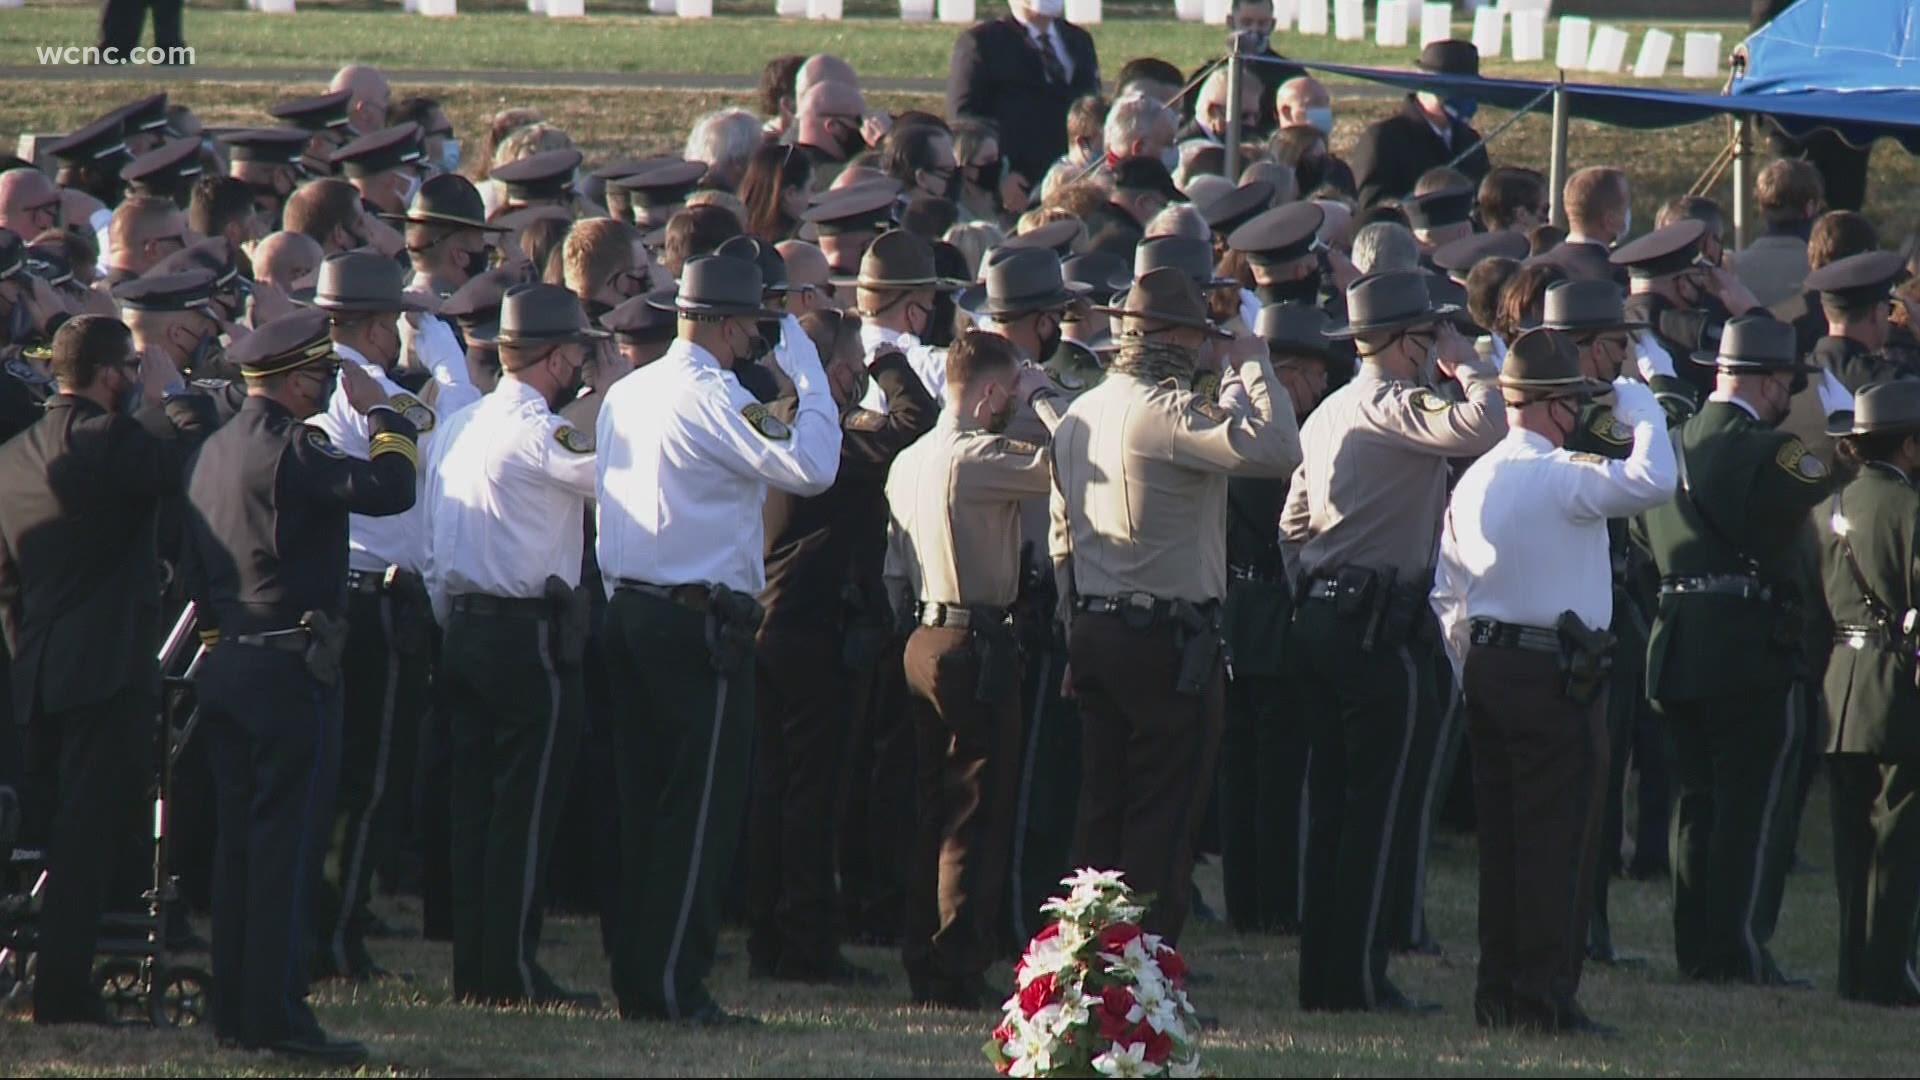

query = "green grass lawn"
[
  {"left": 6, "top": 782, "right": 1911, "bottom": 1077},
  {"left": 0, "top": 0, "right": 1739, "bottom": 84}
]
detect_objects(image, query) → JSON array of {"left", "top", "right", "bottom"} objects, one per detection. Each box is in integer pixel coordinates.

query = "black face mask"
[
  {"left": 827, "top": 118, "right": 863, "bottom": 159},
  {"left": 187, "top": 329, "right": 225, "bottom": 378},
  {"left": 757, "top": 317, "right": 784, "bottom": 351},
  {"left": 925, "top": 295, "right": 957, "bottom": 349},
  {"left": 1257, "top": 273, "right": 1322, "bottom": 307},
  {"left": 585, "top": 299, "right": 614, "bottom": 320},
  {"left": 1036, "top": 314, "right": 1064, "bottom": 362},
  {"left": 456, "top": 246, "right": 490, "bottom": 279}
]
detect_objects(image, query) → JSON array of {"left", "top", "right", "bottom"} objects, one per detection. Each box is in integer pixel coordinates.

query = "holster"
[
  {"left": 1378, "top": 583, "right": 1433, "bottom": 651},
  {"left": 544, "top": 575, "right": 590, "bottom": 667},
  {"left": 1014, "top": 540, "right": 1062, "bottom": 656},
  {"left": 1767, "top": 595, "right": 1806, "bottom": 655},
  {"left": 299, "top": 609, "right": 348, "bottom": 687},
  {"left": 706, "top": 582, "right": 765, "bottom": 677},
  {"left": 971, "top": 618, "right": 1020, "bottom": 705},
  {"left": 1171, "top": 600, "right": 1224, "bottom": 698},
  {"left": 1555, "top": 610, "right": 1616, "bottom": 707},
  {"left": 387, "top": 567, "right": 435, "bottom": 656}
]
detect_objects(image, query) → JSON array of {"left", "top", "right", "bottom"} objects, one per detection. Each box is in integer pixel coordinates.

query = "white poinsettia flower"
[
  {"left": 1042, "top": 889, "right": 1099, "bottom": 922},
  {"left": 1018, "top": 934, "right": 1077, "bottom": 987},
  {"left": 1169, "top": 1054, "right": 1205, "bottom": 1078},
  {"left": 1063, "top": 868, "right": 1129, "bottom": 893},
  {"left": 1091, "top": 1041, "right": 1152, "bottom": 1078},
  {"left": 1051, "top": 989, "right": 1091, "bottom": 1033},
  {"left": 1107, "top": 938, "right": 1166, "bottom": 989},
  {"left": 1012, "top": 1023, "right": 1055, "bottom": 1076}
]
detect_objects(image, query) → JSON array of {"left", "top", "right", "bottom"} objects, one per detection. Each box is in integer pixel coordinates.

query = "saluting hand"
[
  {"left": 140, "top": 343, "right": 182, "bottom": 406},
  {"left": 1610, "top": 377, "right": 1660, "bottom": 427},
  {"left": 1225, "top": 324, "right": 1265, "bottom": 366},
  {"left": 339, "top": 362, "right": 390, "bottom": 417},
  {"left": 1433, "top": 323, "right": 1476, "bottom": 378},
  {"left": 1013, "top": 363, "right": 1056, "bottom": 402}
]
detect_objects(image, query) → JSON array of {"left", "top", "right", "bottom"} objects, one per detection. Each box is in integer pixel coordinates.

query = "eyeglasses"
[{"left": 25, "top": 199, "right": 60, "bottom": 224}]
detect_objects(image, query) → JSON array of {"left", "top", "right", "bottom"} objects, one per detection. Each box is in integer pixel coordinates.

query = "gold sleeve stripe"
[
  {"left": 369, "top": 432, "right": 420, "bottom": 468},
  {"left": 198, "top": 628, "right": 221, "bottom": 646}
]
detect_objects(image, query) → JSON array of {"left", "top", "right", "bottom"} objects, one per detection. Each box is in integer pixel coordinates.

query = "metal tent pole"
[
  {"left": 1731, "top": 113, "right": 1753, "bottom": 251},
  {"left": 1224, "top": 31, "right": 1246, "bottom": 181},
  {"left": 1549, "top": 72, "right": 1569, "bottom": 229}
]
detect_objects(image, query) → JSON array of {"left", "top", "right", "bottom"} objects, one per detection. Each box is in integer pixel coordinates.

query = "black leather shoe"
[{"left": 264, "top": 1033, "right": 370, "bottom": 1065}]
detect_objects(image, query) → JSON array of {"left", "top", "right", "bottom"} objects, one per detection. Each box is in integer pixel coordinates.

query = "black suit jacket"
[
  {"left": 0, "top": 393, "right": 213, "bottom": 719},
  {"left": 1348, "top": 94, "right": 1490, "bottom": 208},
  {"left": 1528, "top": 239, "right": 1624, "bottom": 286},
  {"left": 947, "top": 15, "right": 1101, "bottom": 188}
]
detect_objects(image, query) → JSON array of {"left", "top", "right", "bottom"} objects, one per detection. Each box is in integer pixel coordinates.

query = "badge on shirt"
[
  {"left": 1777, "top": 439, "right": 1826, "bottom": 482},
  {"left": 304, "top": 427, "right": 347, "bottom": 459},
  {"left": 387, "top": 391, "right": 436, "bottom": 433},
  {"left": 1192, "top": 370, "right": 1221, "bottom": 402},
  {"left": 1047, "top": 366, "right": 1085, "bottom": 392},
  {"left": 1590, "top": 411, "right": 1632, "bottom": 445},
  {"left": 843, "top": 408, "right": 886, "bottom": 432},
  {"left": 996, "top": 436, "right": 1042, "bottom": 456},
  {"left": 553, "top": 424, "right": 594, "bottom": 454},
  {"left": 1411, "top": 389, "right": 1454, "bottom": 413},
  {"left": 1188, "top": 397, "right": 1229, "bottom": 423},
  {"left": 742, "top": 402, "right": 792, "bottom": 441},
  {"left": 1568, "top": 452, "right": 1608, "bottom": 465}
]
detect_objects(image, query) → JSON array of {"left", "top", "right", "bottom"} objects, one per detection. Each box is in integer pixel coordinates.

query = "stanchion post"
[
  {"left": 1548, "top": 72, "right": 1569, "bottom": 229},
  {"left": 1731, "top": 112, "right": 1752, "bottom": 251}
]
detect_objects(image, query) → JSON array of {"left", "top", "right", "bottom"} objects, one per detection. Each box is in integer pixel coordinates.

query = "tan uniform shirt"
[
  {"left": 1280, "top": 358, "right": 1506, "bottom": 582},
  {"left": 885, "top": 415, "right": 1056, "bottom": 609},
  {"left": 1049, "top": 353, "right": 1302, "bottom": 606}
]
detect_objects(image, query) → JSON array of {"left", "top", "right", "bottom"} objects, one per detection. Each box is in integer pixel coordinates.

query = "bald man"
[
  {"left": 775, "top": 239, "right": 837, "bottom": 315},
  {"left": 0, "top": 168, "right": 62, "bottom": 240},
  {"left": 252, "top": 230, "right": 325, "bottom": 294},
  {"left": 1181, "top": 66, "right": 1263, "bottom": 145},
  {"left": 329, "top": 65, "right": 392, "bottom": 136},
  {"left": 795, "top": 82, "right": 869, "bottom": 189},
  {"left": 795, "top": 54, "right": 859, "bottom": 100},
  {"left": 1276, "top": 76, "right": 1332, "bottom": 134},
  {"left": 100, "top": 195, "right": 188, "bottom": 289}
]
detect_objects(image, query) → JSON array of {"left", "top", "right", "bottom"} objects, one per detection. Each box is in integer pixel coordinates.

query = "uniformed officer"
[
  {"left": 886, "top": 330, "right": 1061, "bottom": 1007},
  {"left": 222, "top": 128, "right": 311, "bottom": 233},
  {"left": 439, "top": 268, "right": 514, "bottom": 396},
  {"left": 109, "top": 94, "right": 173, "bottom": 158},
  {"left": 332, "top": 124, "right": 428, "bottom": 218},
  {"left": 1281, "top": 269, "right": 1506, "bottom": 1012},
  {"left": 1433, "top": 328, "right": 1675, "bottom": 1034},
  {"left": 121, "top": 137, "right": 204, "bottom": 209},
  {"left": 1051, "top": 267, "right": 1302, "bottom": 941},
  {"left": 851, "top": 230, "right": 961, "bottom": 409},
  {"left": 269, "top": 89, "right": 358, "bottom": 177},
  {"left": 488, "top": 149, "right": 586, "bottom": 223},
  {"left": 1614, "top": 220, "right": 1768, "bottom": 401},
  {"left": 614, "top": 160, "right": 708, "bottom": 240},
  {"left": 423, "top": 282, "right": 603, "bottom": 1008},
  {"left": 1217, "top": 302, "right": 1338, "bottom": 936},
  {"left": 596, "top": 253, "right": 840, "bottom": 1023},
  {"left": 113, "top": 268, "right": 244, "bottom": 419},
  {"left": 602, "top": 292, "right": 677, "bottom": 372},
  {"left": 302, "top": 251, "right": 443, "bottom": 980},
  {"left": 591, "top": 159, "right": 655, "bottom": 225},
  {"left": 0, "top": 232, "right": 74, "bottom": 441},
  {"left": 44, "top": 110, "right": 136, "bottom": 210},
  {"left": 1643, "top": 314, "right": 1834, "bottom": 986},
  {"left": 181, "top": 308, "right": 418, "bottom": 1063},
  {"left": 1201, "top": 183, "right": 1275, "bottom": 256},
  {"left": 386, "top": 173, "right": 507, "bottom": 300},
  {"left": 1820, "top": 380, "right": 1920, "bottom": 1007},
  {"left": 801, "top": 183, "right": 900, "bottom": 282},
  {"left": 1803, "top": 250, "right": 1918, "bottom": 390}
]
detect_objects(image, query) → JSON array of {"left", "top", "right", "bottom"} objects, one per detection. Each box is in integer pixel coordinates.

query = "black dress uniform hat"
[
  {"left": 331, "top": 124, "right": 425, "bottom": 180},
  {"left": 1136, "top": 235, "right": 1239, "bottom": 290},
  {"left": 1258, "top": 303, "right": 1341, "bottom": 360},
  {"left": 601, "top": 293, "right": 677, "bottom": 345},
  {"left": 1404, "top": 187, "right": 1475, "bottom": 231},
  {"left": 382, "top": 172, "right": 506, "bottom": 232},
  {"left": 1831, "top": 379, "right": 1920, "bottom": 437},
  {"left": 111, "top": 268, "right": 216, "bottom": 312},
  {"left": 612, "top": 160, "right": 709, "bottom": 209},
  {"left": 1609, "top": 218, "right": 1708, "bottom": 278},
  {"left": 645, "top": 254, "right": 782, "bottom": 320},
  {"left": 852, "top": 230, "right": 968, "bottom": 291},
  {"left": 221, "top": 128, "right": 311, "bottom": 166},
  {"left": 1541, "top": 278, "right": 1649, "bottom": 332},
  {"left": 488, "top": 204, "right": 574, "bottom": 233},
  {"left": 1418, "top": 39, "right": 1481, "bottom": 76},
  {"left": 269, "top": 89, "right": 356, "bottom": 134},
  {"left": 1062, "top": 250, "right": 1132, "bottom": 299},
  {"left": 802, "top": 181, "right": 902, "bottom": 238},
  {"left": 231, "top": 307, "right": 339, "bottom": 377},
  {"left": 45, "top": 112, "right": 134, "bottom": 169},
  {"left": 22, "top": 245, "right": 72, "bottom": 288},
  {"left": 1097, "top": 266, "right": 1230, "bottom": 337},
  {"left": 151, "top": 238, "right": 243, "bottom": 291},
  {"left": 1691, "top": 313, "right": 1819, "bottom": 371},
  {"left": 590, "top": 158, "right": 660, "bottom": 184},
  {"left": 313, "top": 251, "right": 435, "bottom": 314},
  {"left": 490, "top": 149, "right": 584, "bottom": 201},
  {"left": 716, "top": 235, "right": 789, "bottom": 292},
  {"left": 439, "top": 268, "right": 515, "bottom": 343},
  {"left": 1201, "top": 181, "right": 1275, "bottom": 237},
  {"left": 1227, "top": 202, "right": 1325, "bottom": 265},
  {"left": 497, "top": 282, "right": 612, "bottom": 344},
  {"left": 1498, "top": 327, "right": 1610, "bottom": 401},
  {"left": 1111, "top": 155, "right": 1183, "bottom": 203},
  {"left": 1805, "top": 249, "right": 1910, "bottom": 307},
  {"left": 959, "top": 246, "right": 1082, "bottom": 319},
  {"left": 1327, "top": 269, "right": 1460, "bottom": 337},
  {"left": 121, "top": 137, "right": 204, "bottom": 199},
  {"left": 1004, "top": 219, "right": 1086, "bottom": 260},
  {"left": 111, "top": 93, "right": 172, "bottom": 138},
  {"left": 1432, "top": 228, "right": 1530, "bottom": 276}
]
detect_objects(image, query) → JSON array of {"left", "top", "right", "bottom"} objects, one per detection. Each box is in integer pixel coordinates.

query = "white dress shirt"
[
  {"left": 595, "top": 337, "right": 841, "bottom": 595},
  {"left": 858, "top": 322, "right": 945, "bottom": 414},
  {"left": 310, "top": 342, "right": 436, "bottom": 574},
  {"left": 422, "top": 377, "right": 597, "bottom": 625},
  {"left": 1432, "top": 414, "right": 1676, "bottom": 676},
  {"left": 1011, "top": 9, "right": 1075, "bottom": 83}
]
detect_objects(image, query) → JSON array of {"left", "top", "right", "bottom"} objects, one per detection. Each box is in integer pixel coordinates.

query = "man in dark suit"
[
  {"left": 1184, "top": 0, "right": 1305, "bottom": 135},
  {"left": 946, "top": 0, "right": 1101, "bottom": 201},
  {"left": 1349, "top": 40, "right": 1490, "bottom": 208},
  {"left": 0, "top": 314, "right": 212, "bottom": 1024},
  {"left": 1529, "top": 166, "right": 1629, "bottom": 285}
]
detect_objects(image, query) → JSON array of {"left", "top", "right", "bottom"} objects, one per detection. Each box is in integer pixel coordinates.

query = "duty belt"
[
  {"left": 1834, "top": 623, "right": 1892, "bottom": 649},
  {"left": 615, "top": 578, "right": 713, "bottom": 613},
  {"left": 1303, "top": 578, "right": 1342, "bottom": 601},
  {"left": 1658, "top": 574, "right": 1771, "bottom": 602},
  {"left": 226, "top": 626, "right": 311, "bottom": 654},
  {"left": 449, "top": 593, "right": 551, "bottom": 619},
  {"left": 915, "top": 601, "right": 1010, "bottom": 631},
  {"left": 1468, "top": 618, "right": 1560, "bottom": 654}
]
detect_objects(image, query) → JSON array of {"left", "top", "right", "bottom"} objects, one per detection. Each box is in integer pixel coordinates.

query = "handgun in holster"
[
  {"left": 1555, "top": 610, "right": 1617, "bottom": 707},
  {"left": 706, "top": 582, "right": 765, "bottom": 677},
  {"left": 1171, "top": 599, "right": 1224, "bottom": 698},
  {"left": 299, "top": 609, "right": 348, "bottom": 687},
  {"left": 972, "top": 616, "right": 1020, "bottom": 705},
  {"left": 387, "top": 566, "right": 436, "bottom": 655},
  {"left": 544, "top": 575, "right": 591, "bottom": 667},
  {"left": 1360, "top": 567, "right": 1396, "bottom": 653},
  {"left": 1379, "top": 577, "right": 1434, "bottom": 651}
]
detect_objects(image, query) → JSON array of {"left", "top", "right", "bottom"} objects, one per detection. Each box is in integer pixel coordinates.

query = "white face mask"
[
  {"left": 1026, "top": 0, "right": 1064, "bottom": 16},
  {"left": 396, "top": 169, "right": 423, "bottom": 208},
  {"left": 1160, "top": 145, "right": 1180, "bottom": 172},
  {"left": 1306, "top": 106, "right": 1334, "bottom": 135}
]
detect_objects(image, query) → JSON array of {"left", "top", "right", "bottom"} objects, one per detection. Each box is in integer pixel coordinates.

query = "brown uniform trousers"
[
  {"left": 1463, "top": 641, "right": 1609, "bottom": 1028},
  {"left": 1068, "top": 611, "right": 1226, "bottom": 942},
  {"left": 901, "top": 624, "right": 1023, "bottom": 995}
]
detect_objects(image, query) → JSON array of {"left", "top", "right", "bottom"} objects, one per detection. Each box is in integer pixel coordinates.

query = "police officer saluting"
[
  {"left": 596, "top": 254, "right": 840, "bottom": 1024},
  {"left": 1818, "top": 381, "right": 1920, "bottom": 1007},
  {"left": 180, "top": 308, "right": 418, "bottom": 1063},
  {"left": 422, "top": 282, "right": 604, "bottom": 1009},
  {"left": 1643, "top": 314, "right": 1833, "bottom": 987},
  {"left": 1614, "top": 220, "right": 1768, "bottom": 401},
  {"left": 1803, "top": 250, "right": 1918, "bottom": 390}
]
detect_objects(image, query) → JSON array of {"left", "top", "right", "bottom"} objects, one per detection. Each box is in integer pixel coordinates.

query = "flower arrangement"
[{"left": 985, "top": 869, "right": 1206, "bottom": 1079}]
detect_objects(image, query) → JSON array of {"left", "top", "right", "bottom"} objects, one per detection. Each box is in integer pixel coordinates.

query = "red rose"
[
  {"left": 1097, "top": 922, "right": 1143, "bottom": 954},
  {"left": 1034, "top": 921, "right": 1062, "bottom": 943},
  {"left": 994, "top": 1022, "right": 1015, "bottom": 1044},
  {"left": 1142, "top": 1027, "right": 1174, "bottom": 1064},
  {"left": 1096, "top": 984, "right": 1136, "bottom": 1040},
  {"left": 1156, "top": 944, "right": 1188, "bottom": 985},
  {"left": 1018, "top": 971, "right": 1059, "bottom": 1017}
]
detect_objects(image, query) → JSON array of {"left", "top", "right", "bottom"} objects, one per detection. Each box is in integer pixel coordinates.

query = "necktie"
[{"left": 1030, "top": 28, "right": 1067, "bottom": 86}]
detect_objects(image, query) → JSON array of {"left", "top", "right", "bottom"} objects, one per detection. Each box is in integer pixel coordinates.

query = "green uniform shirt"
[{"left": 1820, "top": 462, "right": 1920, "bottom": 758}]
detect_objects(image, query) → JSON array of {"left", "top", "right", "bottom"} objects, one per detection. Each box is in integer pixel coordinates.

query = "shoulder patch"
[
  {"left": 1568, "top": 452, "right": 1609, "bottom": 465},
  {"left": 5, "top": 358, "right": 47, "bottom": 384},
  {"left": 1776, "top": 439, "right": 1826, "bottom": 482},
  {"left": 742, "top": 401, "right": 792, "bottom": 441},
  {"left": 1046, "top": 366, "right": 1085, "bottom": 392},
  {"left": 1411, "top": 389, "right": 1454, "bottom": 413},
  {"left": 303, "top": 427, "right": 347, "bottom": 459},
  {"left": 553, "top": 424, "right": 594, "bottom": 454},
  {"left": 387, "top": 391, "right": 436, "bottom": 433},
  {"left": 995, "top": 436, "right": 1042, "bottom": 456},
  {"left": 1188, "top": 397, "right": 1230, "bottom": 423},
  {"left": 843, "top": 408, "right": 887, "bottom": 432},
  {"left": 1589, "top": 409, "right": 1632, "bottom": 445},
  {"left": 1192, "top": 370, "right": 1221, "bottom": 402}
]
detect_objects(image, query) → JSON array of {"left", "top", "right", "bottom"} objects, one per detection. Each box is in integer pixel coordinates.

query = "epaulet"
[
  {"left": 993, "top": 435, "right": 1042, "bottom": 455},
  {"left": 1568, "top": 452, "right": 1609, "bottom": 466},
  {"left": 1188, "top": 397, "right": 1229, "bottom": 423}
]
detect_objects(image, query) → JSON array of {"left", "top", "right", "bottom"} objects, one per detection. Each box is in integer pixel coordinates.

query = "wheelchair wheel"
[
  {"left": 148, "top": 964, "right": 210, "bottom": 1028},
  {"left": 95, "top": 958, "right": 147, "bottom": 1023}
]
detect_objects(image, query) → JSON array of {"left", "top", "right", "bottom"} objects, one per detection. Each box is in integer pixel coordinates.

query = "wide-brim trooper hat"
[
  {"left": 1689, "top": 314, "right": 1819, "bottom": 372},
  {"left": 1830, "top": 379, "right": 1920, "bottom": 438},
  {"left": 644, "top": 254, "right": 783, "bottom": 320},
  {"left": 1499, "top": 327, "right": 1611, "bottom": 401},
  {"left": 1096, "top": 267, "right": 1231, "bottom": 339},
  {"left": 1326, "top": 270, "right": 1460, "bottom": 338}
]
